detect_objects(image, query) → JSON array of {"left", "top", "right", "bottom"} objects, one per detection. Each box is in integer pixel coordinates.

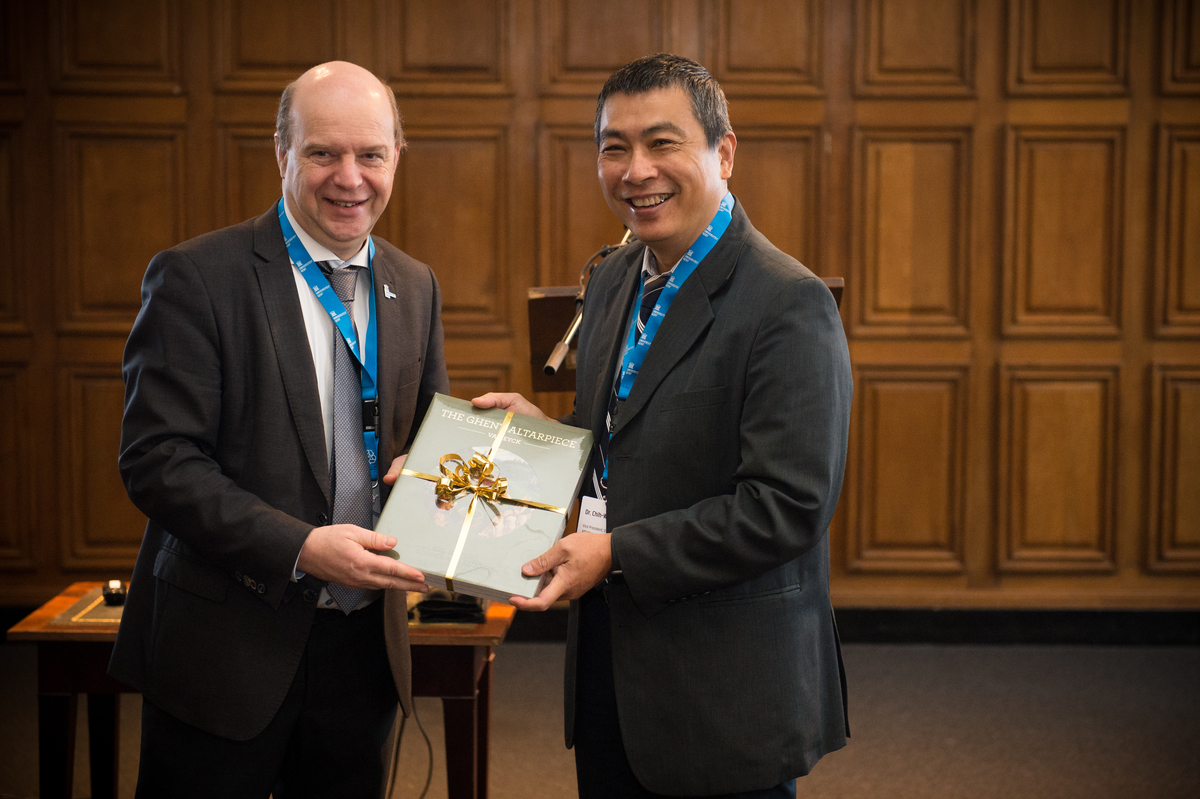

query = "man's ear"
[
  {"left": 718, "top": 131, "right": 736, "bottom": 180},
  {"left": 274, "top": 133, "right": 288, "bottom": 178}
]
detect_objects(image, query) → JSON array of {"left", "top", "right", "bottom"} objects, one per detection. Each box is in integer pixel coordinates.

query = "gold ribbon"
[{"left": 400, "top": 410, "right": 567, "bottom": 592}]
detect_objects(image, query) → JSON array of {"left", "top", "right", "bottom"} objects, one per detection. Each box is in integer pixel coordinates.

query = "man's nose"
[
  {"left": 332, "top": 155, "right": 363, "bottom": 187},
  {"left": 623, "top": 147, "right": 657, "bottom": 183}
]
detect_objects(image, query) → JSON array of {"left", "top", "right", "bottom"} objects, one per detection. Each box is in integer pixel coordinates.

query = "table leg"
[
  {"left": 442, "top": 696, "right": 478, "bottom": 799},
  {"left": 38, "top": 692, "right": 77, "bottom": 799},
  {"left": 88, "top": 693, "right": 120, "bottom": 799},
  {"left": 477, "top": 654, "right": 493, "bottom": 799}
]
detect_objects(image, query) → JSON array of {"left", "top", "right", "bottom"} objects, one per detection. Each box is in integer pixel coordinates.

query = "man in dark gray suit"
[
  {"left": 476, "top": 53, "right": 852, "bottom": 797},
  {"left": 112, "top": 61, "right": 445, "bottom": 797}
]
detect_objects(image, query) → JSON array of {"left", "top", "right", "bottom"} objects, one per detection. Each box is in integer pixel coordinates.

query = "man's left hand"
[{"left": 510, "top": 533, "right": 613, "bottom": 611}]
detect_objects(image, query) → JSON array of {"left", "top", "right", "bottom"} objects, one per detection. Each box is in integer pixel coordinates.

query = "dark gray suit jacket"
[
  {"left": 110, "top": 206, "right": 448, "bottom": 741},
  {"left": 563, "top": 200, "right": 852, "bottom": 794}
]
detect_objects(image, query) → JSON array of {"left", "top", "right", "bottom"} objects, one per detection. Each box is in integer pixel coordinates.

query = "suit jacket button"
[
  {"left": 244, "top": 576, "right": 252, "bottom": 588},
  {"left": 257, "top": 583, "right": 267, "bottom": 594},
  {"left": 317, "top": 513, "right": 328, "bottom": 525},
  {"left": 235, "top": 571, "right": 242, "bottom": 581},
  {"left": 302, "top": 588, "right": 317, "bottom": 602}
]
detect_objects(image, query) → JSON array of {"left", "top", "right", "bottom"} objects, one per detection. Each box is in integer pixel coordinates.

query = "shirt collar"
[
  {"left": 282, "top": 199, "right": 370, "bottom": 269},
  {"left": 640, "top": 247, "right": 678, "bottom": 281}
]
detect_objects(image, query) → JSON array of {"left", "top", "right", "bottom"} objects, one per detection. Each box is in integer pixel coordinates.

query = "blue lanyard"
[
  {"left": 601, "top": 193, "right": 734, "bottom": 486},
  {"left": 615, "top": 192, "right": 734, "bottom": 400},
  {"left": 277, "top": 199, "right": 381, "bottom": 480}
]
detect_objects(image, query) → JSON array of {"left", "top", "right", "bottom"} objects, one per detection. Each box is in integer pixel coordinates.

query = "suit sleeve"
[
  {"left": 612, "top": 275, "right": 852, "bottom": 618},
  {"left": 119, "top": 249, "right": 311, "bottom": 607}
]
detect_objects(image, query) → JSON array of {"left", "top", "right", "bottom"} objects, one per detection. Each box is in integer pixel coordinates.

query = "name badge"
[{"left": 578, "top": 496, "right": 608, "bottom": 534}]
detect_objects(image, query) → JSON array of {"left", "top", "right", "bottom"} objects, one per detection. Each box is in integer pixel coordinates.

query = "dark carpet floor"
[{"left": 1, "top": 640, "right": 1197, "bottom": 798}]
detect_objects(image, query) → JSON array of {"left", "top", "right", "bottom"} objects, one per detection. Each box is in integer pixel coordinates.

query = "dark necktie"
[
  {"left": 322, "top": 263, "right": 372, "bottom": 613},
  {"left": 590, "top": 271, "right": 671, "bottom": 499}
]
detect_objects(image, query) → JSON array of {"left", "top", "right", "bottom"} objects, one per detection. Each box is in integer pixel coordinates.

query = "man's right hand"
[{"left": 297, "top": 525, "right": 428, "bottom": 592}]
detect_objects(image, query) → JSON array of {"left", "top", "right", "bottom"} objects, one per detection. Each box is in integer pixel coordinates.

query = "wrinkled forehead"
[
  {"left": 291, "top": 84, "right": 395, "bottom": 146},
  {"left": 599, "top": 87, "right": 700, "bottom": 138}
]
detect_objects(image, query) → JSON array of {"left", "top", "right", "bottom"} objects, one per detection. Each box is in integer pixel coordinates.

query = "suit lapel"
[
  {"left": 371, "top": 249, "right": 401, "bottom": 462},
  {"left": 587, "top": 245, "right": 642, "bottom": 438},
  {"left": 253, "top": 209, "right": 331, "bottom": 504},
  {"left": 611, "top": 202, "right": 749, "bottom": 437}
]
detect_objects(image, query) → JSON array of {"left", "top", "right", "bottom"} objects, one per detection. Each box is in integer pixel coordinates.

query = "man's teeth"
[
  {"left": 630, "top": 194, "right": 670, "bottom": 208},
  {"left": 331, "top": 200, "right": 361, "bottom": 207}
]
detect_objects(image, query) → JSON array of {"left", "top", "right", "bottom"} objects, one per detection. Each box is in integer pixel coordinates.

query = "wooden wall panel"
[
  {"left": 447, "top": 364, "right": 513, "bottom": 401},
  {"left": 216, "top": 0, "right": 341, "bottom": 90},
  {"left": 539, "top": 127, "right": 626, "bottom": 287},
  {"left": 1004, "top": 127, "right": 1123, "bottom": 337},
  {"left": 852, "top": 127, "right": 970, "bottom": 336},
  {"left": 220, "top": 126, "right": 281, "bottom": 227},
  {"left": 58, "top": 368, "right": 147, "bottom": 570},
  {"left": 56, "top": 127, "right": 186, "bottom": 333},
  {"left": 540, "top": 0, "right": 666, "bottom": 93},
  {"left": 1149, "top": 366, "right": 1200, "bottom": 572},
  {"left": 389, "top": 129, "right": 509, "bottom": 338},
  {"left": 1007, "top": 0, "right": 1129, "bottom": 95},
  {"left": 53, "top": 0, "right": 180, "bottom": 93},
  {"left": 1155, "top": 126, "right": 1200, "bottom": 337},
  {"left": 0, "top": 126, "right": 18, "bottom": 330},
  {"left": 854, "top": 0, "right": 973, "bottom": 96},
  {"left": 386, "top": 0, "right": 508, "bottom": 92},
  {"left": 848, "top": 367, "right": 967, "bottom": 572},
  {"left": 0, "top": 3, "right": 16, "bottom": 88},
  {"left": 0, "top": 366, "right": 32, "bottom": 570},
  {"left": 999, "top": 366, "right": 1119, "bottom": 572},
  {"left": 1162, "top": 0, "right": 1200, "bottom": 93},
  {"left": 728, "top": 129, "right": 819, "bottom": 264},
  {"left": 0, "top": 0, "right": 1196, "bottom": 608},
  {"left": 714, "top": 0, "right": 822, "bottom": 93}
]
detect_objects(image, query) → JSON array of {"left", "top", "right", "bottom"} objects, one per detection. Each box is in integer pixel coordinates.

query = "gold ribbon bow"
[
  {"left": 400, "top": 410, "right": 567, "bottom": 592},
  {"left": 435, "top": 453, "right": 509, "bottom": 509}
]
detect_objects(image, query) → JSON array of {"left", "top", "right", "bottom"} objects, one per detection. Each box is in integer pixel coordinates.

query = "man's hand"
[
  {"left": 298, "top": 524, "right": 428, "bottom": 592},
  {"left": 382, "top": 453, "right": 408, "bottom": 486},
  {"left": 510, "top": 533, "right": 613, "bottom": 611},
  {"left": 472, "top": 392, "right": 552, "bottom": 422}
]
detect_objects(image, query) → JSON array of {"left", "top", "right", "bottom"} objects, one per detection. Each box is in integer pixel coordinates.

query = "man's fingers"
[
  {"left": 361, "top": 529, "right": 398, "bottom": 552},
  {"left": 381, "top": 556, "right": 425, "bottom": 585},
  {"left": 471, "top": 392, "right": 551, "bottom": 422},
  {"left": 511, "top": 574, "right": 564, "bottom": 611},
  {"left": 521, "top": 543, "right": 566, "bottom": 577},
  {"left": 382, "top": 453, "right": 408, "bottom": 486}
]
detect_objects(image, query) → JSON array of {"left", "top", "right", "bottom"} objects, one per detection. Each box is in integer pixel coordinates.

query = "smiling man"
[
  {"left": 475, "top": 54, "right": 853, "bottom": 797},
  {"left": 112, "top": 61, "right": 447, "bottom": 797}
]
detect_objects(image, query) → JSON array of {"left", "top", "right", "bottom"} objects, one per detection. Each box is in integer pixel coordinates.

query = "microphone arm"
[{"left": 543, "top": 230, "right": 633, "bottom": 376}]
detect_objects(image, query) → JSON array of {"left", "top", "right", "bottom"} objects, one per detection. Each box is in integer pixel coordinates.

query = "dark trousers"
[
  {"left": 135, "top": 599, "right": 399, "bottom": 799},
  {"left": 573, "top": 589, "right": 797, "bottom": 799}
]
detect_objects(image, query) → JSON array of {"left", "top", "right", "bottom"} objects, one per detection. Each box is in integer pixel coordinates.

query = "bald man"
[{"left": 111, "top": 61, "right": 447, "bottom": 798}]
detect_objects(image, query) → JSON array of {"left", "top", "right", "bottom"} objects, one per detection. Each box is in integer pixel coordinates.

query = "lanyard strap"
[
  {"left": 277, "top": 198, "right": 382, "bottom": 480},
  {"left": 615, "top": 192, "right": 734, "bottom": 401}
]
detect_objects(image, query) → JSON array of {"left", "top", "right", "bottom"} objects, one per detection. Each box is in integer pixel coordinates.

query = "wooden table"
[{"left": 6, "top": 582, "right": 515, "bottom": 799}]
